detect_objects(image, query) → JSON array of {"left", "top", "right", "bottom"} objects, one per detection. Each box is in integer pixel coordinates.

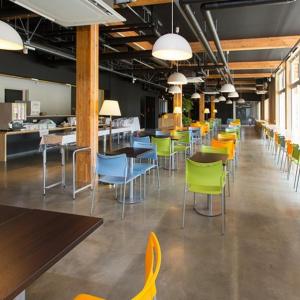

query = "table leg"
[
  {"left": 129, "top": 157, "right": 134, "bottom": 201},
  {"left": 103, "top": 136, "right": 107, "bottom": 153},
  {"left": 193, "top": 195, "right": 222, "bottom": 217}
]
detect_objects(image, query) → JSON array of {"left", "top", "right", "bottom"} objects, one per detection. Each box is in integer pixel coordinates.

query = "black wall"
[{"left": 0, "top": 50, "right": 160, "bottom": 124}]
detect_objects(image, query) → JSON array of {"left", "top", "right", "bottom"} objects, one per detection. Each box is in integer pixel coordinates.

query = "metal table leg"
[{"left": 193, "top": 194, "right": 222, "bottom": 217}]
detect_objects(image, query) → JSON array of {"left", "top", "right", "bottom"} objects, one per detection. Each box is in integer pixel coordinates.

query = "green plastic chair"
[
  {"left": 200, "top": 145, "right": 230, "bottom": 196},
  {"left": 174, "top": 131, "right": 191, "bottom": 159},
  {"left": 151, "top": 137, "right": 177, "bottom": 175},
  {"left": 182, "top": 159, "right": 226, "bottom": 234},
  {"left": 288, "top": 144, "right": 300, "bottom": 190}
]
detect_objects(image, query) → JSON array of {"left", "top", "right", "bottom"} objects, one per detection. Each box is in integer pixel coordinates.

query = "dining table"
[
  {"left": 107, "top": 147, "right": 152, "bottom": 204},
  {"left": 0, "top": 205, "right": 103, "bottom": 300},
  {"left": 190, "top": 151, "right": 228, "bottom": 217}
]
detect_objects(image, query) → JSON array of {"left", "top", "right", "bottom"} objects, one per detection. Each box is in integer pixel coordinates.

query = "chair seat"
[
  {"left": 157, "top": 151, "right": 176, "bottom": 157},
  {"left": 74, "top": 294, "right": 105, "bottom": 300},
  {"left": 174, "top": 144, "right": 189, "bottom": 152},
  {"left": 134, "top": 162, "right": 156, "bottom": 173}
]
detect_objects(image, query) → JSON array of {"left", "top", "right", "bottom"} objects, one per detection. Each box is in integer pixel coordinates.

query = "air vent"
[{"left": 10, "top": 0, "right": 126, "bottom": 27}]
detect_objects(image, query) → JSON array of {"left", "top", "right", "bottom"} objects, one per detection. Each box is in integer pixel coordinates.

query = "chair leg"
[
  {"left": 193, "top": 192, "right": 196, "bottom": 208},
  {"left": 144, "top": 174, "right": 146, "bottom": 198},
  {"left": 227, "top": 172, "right": 230, "bottom": 197},
  {"left": 182, "top": 185, "right": 187, "bottom": 228},
  {"left": 156, "top": 165, "right": 160, "bottom": 189},
  {"left": 294, "top": 163, "right": 299, "bottom": 188},
  {"left": 221, "top": 188, "right": 225, "bottom": 235},
  {"left": 169, "top": 157, "right": 171, "bottom": 176},
  {"left": 90, "top": 171, "right": 98, "bottom": 216},
  {"left": 122, "top": 184, "right": 126, "bottom": 220}
]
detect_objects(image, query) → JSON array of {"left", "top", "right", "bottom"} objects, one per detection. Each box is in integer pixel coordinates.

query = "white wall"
[{"left": 0, "top": 74, "right": 71, "bottom": 115}]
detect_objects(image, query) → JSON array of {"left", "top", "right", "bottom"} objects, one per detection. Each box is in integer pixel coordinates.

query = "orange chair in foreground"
[{"left": 74, "top": 232, "right": 161, "bottom": 300}]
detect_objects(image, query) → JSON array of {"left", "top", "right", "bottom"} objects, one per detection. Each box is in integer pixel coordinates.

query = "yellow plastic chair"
[{"left": 74, "top": 232, "right": 161, "bottom": 300}]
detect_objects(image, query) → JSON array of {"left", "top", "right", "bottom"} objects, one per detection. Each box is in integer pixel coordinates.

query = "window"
[
  {"left": 278, "top": 92, "right": 286, "bottom": 130},
  {"left": 264, "top": 98, "right": 269, "bottom": 122},
  {"left": 278, "top": 69, "right": 285, "bottom": 91},
  {"left": 291, "top": 55, "right": 300, "bottom": 84},
  {"left": 292, "top": 85, "right": 300, "bottom": 134}
]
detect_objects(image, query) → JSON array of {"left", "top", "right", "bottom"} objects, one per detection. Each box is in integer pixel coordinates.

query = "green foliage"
[{"left": 182, "top": 96, "right": 194, "bottom": 126}]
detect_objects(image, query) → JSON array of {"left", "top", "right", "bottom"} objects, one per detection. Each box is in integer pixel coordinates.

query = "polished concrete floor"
[{"left": 2, "top": 127, "right": 300, "bottom": 299}]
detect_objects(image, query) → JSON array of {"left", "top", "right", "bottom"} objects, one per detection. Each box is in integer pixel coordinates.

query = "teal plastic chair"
[
  {"left": 151, "top": 137, "right": 177, "bottom": 175},
  {"left": 182, "top": 159, "right": 226, "bottom": 234},
  {"left": 94, "top": 154, "right": 143, "bottom": 219}
]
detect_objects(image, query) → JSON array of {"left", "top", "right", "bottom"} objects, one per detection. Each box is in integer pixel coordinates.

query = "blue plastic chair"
[
  {"left": 132, "top": 136, "right": 151, "bottom": 144},
  {"left": 133, "top": 141, "right": 160, "bottom": 193},
  {"left": 189, "top": 127, "right": 202, "bottom": 153},
  {"left": 93, "top": 154, "right": 143, "bottom": 219}
]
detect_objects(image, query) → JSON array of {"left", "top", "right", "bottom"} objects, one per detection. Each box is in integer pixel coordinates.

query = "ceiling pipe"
[
  {"left": 179, "top": 3, "right": 227, "bottom": 81},
  {"left": 200, "top": 0, "right": 296, "bottom": 10},
  {"left": 24, "top": 41, "right": 167, "bottom": 90}
]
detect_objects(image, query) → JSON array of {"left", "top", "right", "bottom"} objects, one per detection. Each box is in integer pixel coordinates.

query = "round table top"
[{"left": 190, "top": 152, "right": 228, "bottom": 165}]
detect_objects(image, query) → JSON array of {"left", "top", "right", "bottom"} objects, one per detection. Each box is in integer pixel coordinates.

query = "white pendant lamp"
[
  {"left": 228, "top": 91, "right": 239, "bottom": 98},
  {"left": 191, "top": 92, "right": 200, "bottom": 99},
  {"left": 221, "top": 83, "right": 235, "bottom": 93},
  {"left": 167, "top": 72, "right": 187, "bottom": 85},
  {"left": 213, "top": 98, "right": 220, "bottom": 103},
  {"left": 0, "top": 21, "right": 23, "bottom": 50},
  {"left": 237, "top": 98, "right": 246, "bottom": 104},
  {"left": 152, "top": 0, "right": 192, "bottom": 61},
  {"left": 226, "top": 99, "right": 233, "bottom": 104},
  {"left": 168, "top": 85, "right": 181, "bottom": 94},
  {"left": 218, "top": 95, "right": 226, "bottom": 102}
]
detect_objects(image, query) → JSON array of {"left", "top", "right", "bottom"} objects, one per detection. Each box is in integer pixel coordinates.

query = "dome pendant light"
[
  {"left": 0, "top": 21, "right": 23, "bottom": 50},
  {"left": 221, "top": 83, "right": 235, "bottom": 93},
  {"left": 226, "top": 99, "right": 233, "bottom": 104},
  {"left": 152, "top": 0, "right": 192, "bottom": 61},
  {"left": 191, "top": 92, "right": 201, "bottom": 99},
  {"left": 168, "top": 85, "right": 182, "bottom": 94},
  {"left": 228, "top": 91, "right": 239, "bottom": 98},
  {"left": 218, "top": 95, "right": 226, "bottom": 102},
  {"left": 168, "top": 72, "right": 187, "bottom": 85}
]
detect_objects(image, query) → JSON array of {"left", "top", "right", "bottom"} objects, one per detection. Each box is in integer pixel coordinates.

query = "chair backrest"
[
  {"left": 287, "top": 140, "right": 293, "bottom": 156},
  {"left": 133, "top": 136, "right": 151, "bottom": 144},
  {"left": 211, "top": 139, "right": 234, "bottom": 160},
  {"left": 200, "top": 145, "right": 228, "bottom": 155},
  {"left": 151, "top": 137, "right": 171, "bottom": 155},
  {"left": 74, "top": 232, "right": 162, "bottom": 300},
  {"left": 292, "top": 144, "right": 300, "bottom": 160},
  {"left": 132, "top": 232, "right": 161, "bottom": 300},
  {"left": 133, "top": 141, "right": 158, "bottom": 160},
  {"left": 186, "top": 159, "right": 224, "bottom": 192},
  {"left": 175, "top": 130, "right": 190, "bottom": 143},
  {"left": 96, "top": 154, "right": 127, "bottom": 178}
]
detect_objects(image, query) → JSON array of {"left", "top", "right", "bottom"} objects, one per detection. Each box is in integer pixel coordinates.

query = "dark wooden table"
[
  {"left": 0, "top": 205, "right": 103, "bottom": 300},
  {"left": 190, "top": 152, "right": 228, "bottom": 165},
  {"left": 107, "top": 146, "right": 151, "bottom": 158}
]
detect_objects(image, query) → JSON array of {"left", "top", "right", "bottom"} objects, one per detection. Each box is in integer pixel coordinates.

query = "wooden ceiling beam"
[
  {"left": 229, "top": 60, "right": 280, "bottom": 70},
  {"left": 208, "top": 73, "right": 272, "bottom": 79},
  {"left": 191, "top": 36, "right": 300, "bottom": 52}
]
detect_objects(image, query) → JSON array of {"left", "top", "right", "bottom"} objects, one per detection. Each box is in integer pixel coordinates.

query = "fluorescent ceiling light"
[
  {"left": 202, "top": 90, "right": 219, "bottom": 95},
  {"left": 167, "top": 72, "right": 188, "bottom": 85},
  {"left": 0, "top": 21, "right": 23, "bottom": 50},
  {"left": 187, "top": 76, "right": 204, "bottom": 83}
]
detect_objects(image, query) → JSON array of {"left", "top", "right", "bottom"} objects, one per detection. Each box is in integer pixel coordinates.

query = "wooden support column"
[
  {"left": 76, "top": 25, "right": 99, "bottom": 184},
  {"left": 269, "top": 78, "right": 276, "bottom": 124},
  {"left": 210, "top": 96, "right": 215, "bottom": 119},
  {"left": 173, "top": 88, "right": 183, "bottom": 128},
  {"left": 199, "top": 94, "right": 205, "bottom": 122}
]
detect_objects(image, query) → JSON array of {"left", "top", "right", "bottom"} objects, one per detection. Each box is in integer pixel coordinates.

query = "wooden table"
[
  {"left": 189, "top": 152, "right": 228, "bottom": 217},
  {"left": 0, "top": 205, "right": 103, "bottom": 300},
  {"left": 107, "top": 147, "right": 151, "bottom": 203}
]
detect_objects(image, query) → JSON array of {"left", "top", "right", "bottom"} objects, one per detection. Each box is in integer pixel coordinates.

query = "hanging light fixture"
[
  {"left": 228, "top": 91, "right": 239, "bottom": 98},
  {"left": 220, "top": 83, "right": 235, "bottom": 93},
  {"left": 237, "top": 98, "right": 246, "bottom": 104},
  {"left": 218, "top": 95, "right": 226, "bottom": 102},
  {"left": 0, "top": 21, "right": 23, "bottom": 50},
  {"left": 226, "top": 99, "right": 233, "bottom": 104},
  {"left": 204, "top": 108, "right": 210, "bottom": 114},
  {"left": 152, "top": 0, "right": 192, "bottom": 61},
  {"left": 191, "top": 92, "right": 200, "bottom": 99},
  {"left": 213, "top": 98, "right": 220, "bottom": 103},
  {"left": 168, "top": 85, "right": 181, "bottom": 94},
  {"left": 167, "top": 72, "right": 187, "bottom": 85}
]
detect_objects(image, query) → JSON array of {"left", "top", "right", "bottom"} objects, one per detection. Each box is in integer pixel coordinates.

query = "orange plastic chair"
[
  {"left": 74, "top": 232, "right": 161, "bottom": 300},
  {"left": 211, "top": 139, "right": 235, "bottom": 161}
]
